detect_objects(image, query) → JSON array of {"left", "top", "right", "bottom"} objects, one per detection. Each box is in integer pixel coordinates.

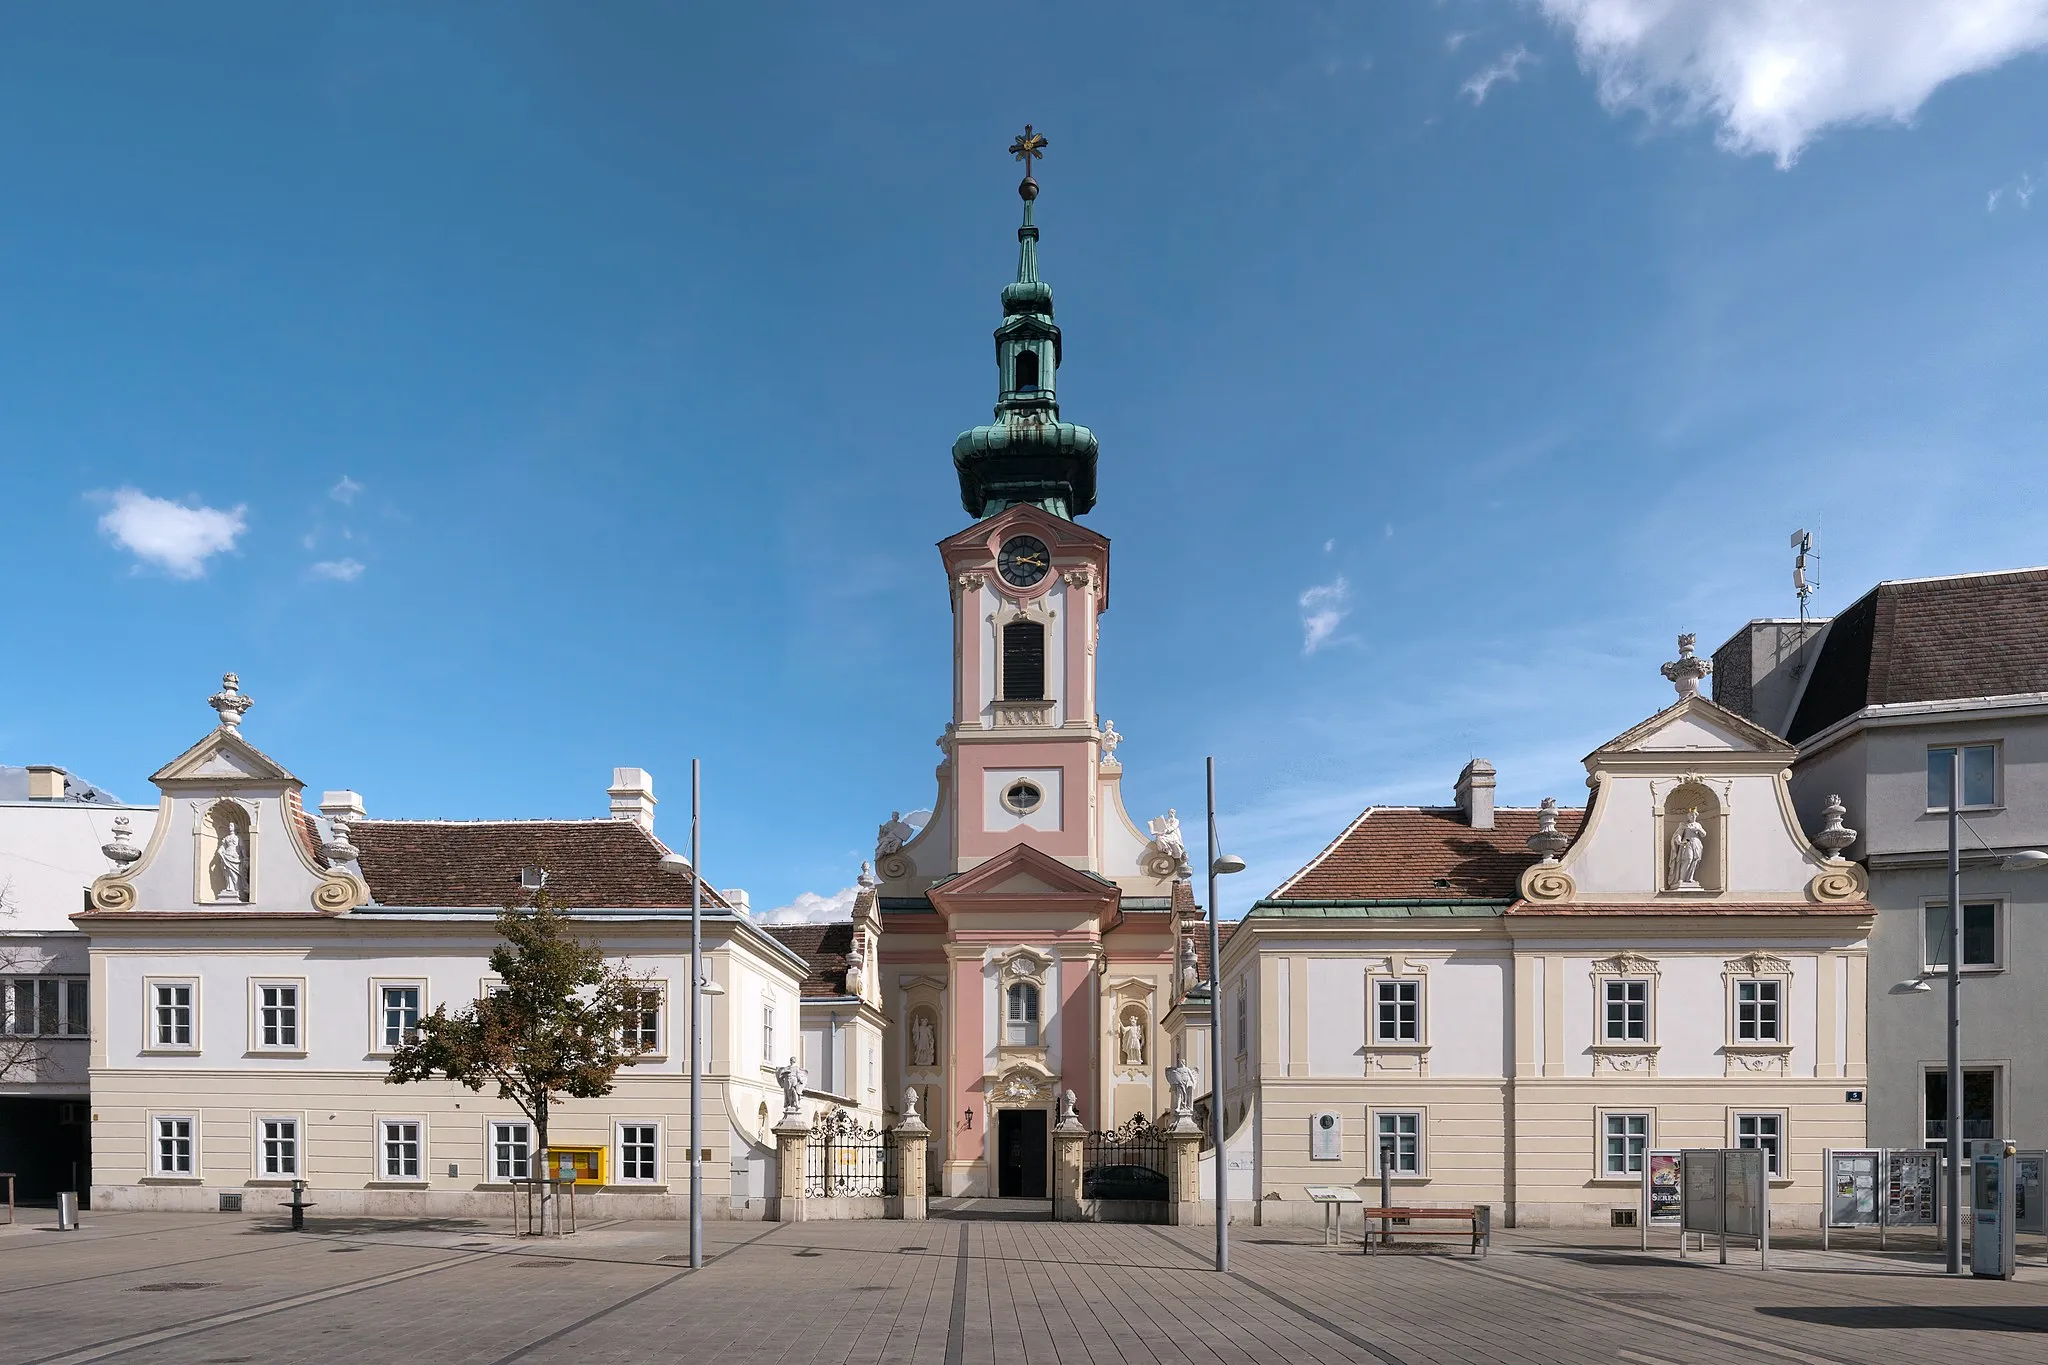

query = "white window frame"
[
  {"left": 762, "top": 998, "right": 776, "bottom": 1068},
  {"left": 1600, "top": 977, "right": 1653, "bottom": 1044},
  {"left": 1927, "top": 742, "right": 1999, "bottom": 812},
  {"left": 379, "top": 1116, "right": 426, "bottom": 1183},
  {"left": 145, "top": 977, "right": 199, "bottom": 1052},
  {"left": 1599, "top": 1110, "right": 1652, "bottom": 1180},
  {"left": 490, "top": 1119, "right": 534, "bottom": 1183},
  {"left": 1371, "top": 977, "right": 1422, "bottom": 1045},
  {"left": 1370, "top": 1108, "right": 1425, "bottom": 1177},
  {"left": 1923, "top": 900, "right": 2004, "bottom": 973},
  {"left": 1732, "top": 1110, "right": 1787, "bottom": 1179},
  {"left": 1005, "top": 982, "right": 1041, "bottom": 1047},
  {"left": 615, "top": 1121, "right": 661, "bottom": 1184},
  {"left": 1234, "top": 982, "right": 1248, "bottom": 1058},
  {"left": 622, "top": 981, "right": 666, "bottom": 1060},
  {"left": 370, "top": 978, "right": 427, "bottom": 1054},
  {"left": 254, "top": 1114, "right": 302, "bottom": 1179},
  {"left": 1732, "top": 978, "right": 1783, "bottom": 1043},
  {"left": 152, "top": 1113, "right": 198, "bottom": 1178},
  {"left": 249, "top": 978, "right": 306, "bottom": 1054}
]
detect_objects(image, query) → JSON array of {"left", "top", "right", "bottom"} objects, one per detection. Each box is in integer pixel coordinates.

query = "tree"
[
  {"left": 0, "top": 879, "right": 49, "bottom": 1085},
  {"left": 386, "top": 894, "right": 650, "bottom": 1177}
]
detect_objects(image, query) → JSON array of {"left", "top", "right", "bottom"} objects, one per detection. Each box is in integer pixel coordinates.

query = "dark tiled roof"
[
  {"left": 0, "top": 765, "right": 127, "bottom": 804},
  {"left": 1269, "top": 807, "right": 1586, "bottom": 902},
  {"left": 1789, "top": 568, "right": 2048, "bottom": 741},
  {"left": 349, "top": 819, "right": 722, "bottom": 910},
  {"left": 764, "top": 923, "right": 856, "bottom": 997}
]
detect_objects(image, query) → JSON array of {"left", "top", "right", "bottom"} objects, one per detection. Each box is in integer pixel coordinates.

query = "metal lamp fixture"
[
  {"left": 1204, "top": 756, "right": 1247, "bottom": 1274},
  {"left": 656, "top": 762, "right": 706, "bottom": 1269}
]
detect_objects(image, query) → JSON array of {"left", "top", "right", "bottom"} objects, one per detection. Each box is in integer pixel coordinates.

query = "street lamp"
[
  {"left": 1922, "top": 746, "right": 2048, "bottom": 1274},
  {"left": 657, "top": 758, "right": 706, "bottom": 1269},
  {"left": 1204, "top": 756, "right": 1247, "bottom": 1273}
]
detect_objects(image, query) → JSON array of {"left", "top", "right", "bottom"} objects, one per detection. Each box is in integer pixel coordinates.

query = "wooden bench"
[{"left": 1361, "top": 1205, "right": 1489, "bottom": 1256}]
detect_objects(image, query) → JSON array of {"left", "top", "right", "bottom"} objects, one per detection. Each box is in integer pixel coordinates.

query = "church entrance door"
[{"left": 996, "top": 1109, "right": 1048, "bottom": 1198}]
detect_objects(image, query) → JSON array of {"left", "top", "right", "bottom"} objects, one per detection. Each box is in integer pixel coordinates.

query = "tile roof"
[
  {"left": 0, "top": 765, "right": 128, "bottom": 804},
  {"left": 1268, "top": 806, "right": 1586, "bottom": 902},
  {"left": 763, "top": 923, "right": 858, "bottom": 998},
  {"left": 1789, "top": 567, "right": 2048, "bottom": 741},
  {"left": 349, "top": 819, "right": 723, "bottom": 911},
  {"left": 1507, "top": 901, "right": 1874, "bottom": 917}
]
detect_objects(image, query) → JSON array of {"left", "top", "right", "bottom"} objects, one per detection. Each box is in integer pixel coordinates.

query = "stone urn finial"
[
  {"left": 102, "top": 815, "right": 143, "bottom": 869},
  {"left": 1659, "top": 633, "right": 1712, "bottom": 699},
  {"left": 1526, "top": 797, "right": 1571, "bottom": 861},
  {"left": 1813, "top": 794, "right": 1858, "bottom": 860},
  {"left": 209, "top": 672, "right": 253, "bottom": 730},
  {"left": 322, "top": 816, "right": 360, "bottom": 867}
]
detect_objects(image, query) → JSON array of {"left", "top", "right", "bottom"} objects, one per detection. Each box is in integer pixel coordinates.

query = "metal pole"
[
  {"left": 1205, "top": 756, "right": 1228, "bottom": 1273},
  {"left": 1946, "top": 745, "right": 1963, "bottom": 1275},
  {"left": 1381, "top": 1141, "right": 1394, "bottom": 1248},
  {"left": 691, "top": 757, "right": 704, "bottom": 1269}
]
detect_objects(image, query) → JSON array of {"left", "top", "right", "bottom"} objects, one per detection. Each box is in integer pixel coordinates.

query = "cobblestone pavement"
[{"left": 1, "top": 1210, "right": 2043, "bottom": 1364}]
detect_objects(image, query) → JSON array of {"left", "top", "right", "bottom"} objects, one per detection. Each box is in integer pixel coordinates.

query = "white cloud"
[
  {"left": 96, "top": 487, "right": 246, "bottom": 579},
  {"left": 310, "top": 558, "right": 365, "bottom": 582},
  {"left": 1463, "top": 45, "right": 1536, "bottom": 102},
  {"left": 1537, "top": 0, "right": 2048, "bottom": 167},
  {"left": 755, "top": 886, "right": 858, "bottom": 925},
  {"left": 1988, "top": 169, "right": 2039, "bottom": 210},
  {"left": 329, "top": 475, "right": 364, "bottom": 505},
  {"left": 1299, "top": 576, "right": 1352, "bottom": 655},
  {"left": 1323, "top": 538, "right": 1337, "bottom": 553}
]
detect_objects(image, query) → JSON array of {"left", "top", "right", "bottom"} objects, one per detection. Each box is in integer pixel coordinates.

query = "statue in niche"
[
  {"left": 1120, "top": 1011, "right": 1145, "bottom": 1066},
  {"left": 911, "top": 1013, "right": 937, "bottom": 1069},
  {"left": 875, "top": 811, "right": 914, "bottom": 859},
  {"left": 1178, "top": 934, "right": 1200, "bottom": 994},
  {"left": 775, "top": 1057, "right": 808, "bottom": 1117},
  {"left": 1669, "top": 807, "right": 1706, "bottom": 889},
  {"left": 1166, "top": 1058, "right": 1198, "bottom": 1117},
  {"left": 216, "top": 819, "right": 248, "bottom": 902}
]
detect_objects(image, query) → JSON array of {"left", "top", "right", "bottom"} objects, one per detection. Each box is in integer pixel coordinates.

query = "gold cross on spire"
[{"left": 1009, "top": 124, "right": 1048, "bottom": 172}]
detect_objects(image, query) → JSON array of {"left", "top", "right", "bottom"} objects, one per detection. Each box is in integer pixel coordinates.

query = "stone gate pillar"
[
  {"left": 772, "top": 1117, "right": 810, "bottom": 1223},
  {"left": 1051, "top": 1107, "right": 1087, "bottom": 1222},
  {"left": 893, "top": 1092, "right": 930, "bottom": 1221},
  {"left": 1166, "top": 1117, "right": 1207, "bottom": 1227}
]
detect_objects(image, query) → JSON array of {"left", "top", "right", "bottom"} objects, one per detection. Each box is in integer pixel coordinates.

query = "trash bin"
[{"left": 56, "top": 1192, "right": 78, "bottom": 1231}]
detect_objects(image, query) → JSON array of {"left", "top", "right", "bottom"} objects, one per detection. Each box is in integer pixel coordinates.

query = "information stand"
[
  {"left": 1640, "top": 1150, "right": 1681, "bottom": 1251},
  {"left": 1305, "top": 1185, "right": 1364, "bottom": 1247},
  {"left": 1822, "top": 1148, "right": 1879, "bottom": 1250},
  {"left": 1678, "top": 1148, "right": 1768, "bottom": 1268}
]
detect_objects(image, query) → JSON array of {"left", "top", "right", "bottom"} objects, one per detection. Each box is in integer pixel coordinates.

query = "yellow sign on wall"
[{"left": 546, "top": 1146, "right": 606, "bottom": 1186}]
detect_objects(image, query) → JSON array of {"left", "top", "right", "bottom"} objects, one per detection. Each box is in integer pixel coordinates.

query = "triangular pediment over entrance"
[{"left": 928, "top": 843, "right": 1120, "bottom": 925}]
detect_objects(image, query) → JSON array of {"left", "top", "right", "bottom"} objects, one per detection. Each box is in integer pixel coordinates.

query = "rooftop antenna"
[{"left": 1790, "top": 529, "right": 1817, "bottom": 632}]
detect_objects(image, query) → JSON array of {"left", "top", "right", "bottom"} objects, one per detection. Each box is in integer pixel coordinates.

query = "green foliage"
[{"left": 386, "top": 894, "right": 648, "bottom": 1153}]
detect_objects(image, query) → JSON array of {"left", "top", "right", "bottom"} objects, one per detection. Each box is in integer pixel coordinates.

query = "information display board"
[
  {"left": 1646, "top": 1151, "right": 1681, "bottom": 1224},
  {"left": 1827, "top": 1150, "right": 1880, "bottom": 1227},
  {"left": 1724, "top": 1148, "right": 1765, "bottom": 1240},
  {"left": 1885, "top": 1149, "right": 1939, "bottom": 1227},
  {"left": 2015, "top": 1152, "right": 2044, "bottom": 1238},
  {"left": 1678, "top": 1148, "right": 1769, "bottom": 1267},
  {"left": 1680, "top": 1149, "right": 1722, "bottom": 1236}
]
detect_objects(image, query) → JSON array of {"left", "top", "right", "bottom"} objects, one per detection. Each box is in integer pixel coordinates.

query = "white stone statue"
[
  {"left": 902, "top": 1086, "right": 922, "bottom": 1125},
  {"left": 911, "top": 1013, "right": 937, "bottom": 1069},
  {"left": 857, "top": 859, "right": 881, "bottom": 890},
  {"left": 845, "top": 938, "right": 867, "bottom": 996},
  {"left": 1100, "top": 718, "right": 1122, "bottom": 757},
  {"left": 1056, "top": 1089, "right": 1080, "bottom": 1129},
  {"left": 1120, "top": 1012, "right": 1145, "bottom": 1066},
  {"left": 217, "top": 822, "right": 247, "bottom": 902},
  {"left": 1166, "top": 1059, "right": 1197, "bottom": 1117},
  {"left": 875, "top": 811, "right": 914, "bottom": 859},
  {"left": 1178, "top": 933, "right": 1200, "bottom": 994},
  {"left": 774, "top": 1057, "right": 808, "bottom": 1117},
  {"left": 1148, "top": 809, "right": 1186, "bottom": 864},
  {"left": 1669, "top": 807, "right": 1706, "bottom": 889}
]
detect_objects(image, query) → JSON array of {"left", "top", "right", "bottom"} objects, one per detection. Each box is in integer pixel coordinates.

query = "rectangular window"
[
  {"left": 1001, "top": 619, "right": 1046, "bottom": 701},
  {"left": 1735, "top": 1113, "right": 1783, "bottom": 1176},
  {"left": 155, "top": 1116, "right": 194, "bottom": 1175},
  {"left": 1603, "top": 1113, "right": 1650, "bottom": 1177},
  {"left": 1373, "top": 979, "right": 1420, "bottom": 1043},
  {"left": 618, "top": 1124, "right": 658, "bottom": 1182},
  {"left": 1928, "top": 744, "right": 1997, "bottom": 810},
  {"left": 257, "top": 984, "right": 300, "bottom": 1049},
  {"left": 1924, "top": 902, "right": 2000, "bottom": 970},
  {"left": 1235, "top": 985, "right": 1248, "bottom": 1057},
  {"left": 260, "top": 1118, "right": 299, "bottom": 1176},
  {"left": 1925, "top": 1068, "right": 1997, "bottom": 1144},
  {"left": 1374, "top": 1111, "right": 1422, "bottom": 1174},
  {"left": 624, "top": 987, "right": 662, "bottom": 1054},
  {"left": 763, "top": 1001, "right": 776, "bottom": 1064},
  {"left": 1005, "top": 983, "right": 1041, "bottom": 1047},
  {"left": 1734, "top": 980, "right": 1781, "bottom": 1042},
  {"left": 381, "top": 1120, "right": 422, "bottom": 1180},
  {"left": 152, "top": 981, "right": 194, "bottom": 1048},
  {"left": 1603, "top": 980, "right": 1649, "bottom": 1042},
  {"left": 381, "top": 985, "right": 421, "bottom": 1049},
  {"left": 493, "top": 1121, "right": 532, "bottom": 1181},
  {"left": 4, "top": 979, "right": 89, "bottom": 1037}
]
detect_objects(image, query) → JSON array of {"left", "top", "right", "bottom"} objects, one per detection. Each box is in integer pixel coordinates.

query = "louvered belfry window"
[{"left": 1002, "top": 620, "right": 1045, "bottom": 700}]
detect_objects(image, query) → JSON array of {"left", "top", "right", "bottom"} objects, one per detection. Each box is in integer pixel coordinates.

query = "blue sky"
[{"left": 5, "top": 2, "right": 2048, "bottom": 920}]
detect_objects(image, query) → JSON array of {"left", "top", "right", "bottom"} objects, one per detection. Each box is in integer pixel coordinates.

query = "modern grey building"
[{"left": 1715, "top": 567, "right": 2048, "bottom": 1152}]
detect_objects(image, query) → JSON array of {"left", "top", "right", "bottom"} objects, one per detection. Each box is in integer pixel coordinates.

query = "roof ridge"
[
  {"left": 355, "top": 817, "right": 627, "bottom": 827},
  {"left": 1876, "top": 565, "right": 2048, "bottom": 589}
]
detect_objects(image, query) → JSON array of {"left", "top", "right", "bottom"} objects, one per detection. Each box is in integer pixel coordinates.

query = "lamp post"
[
  {"left": 1204, "top": 756, "right": 1247, "bottom": 1273},
  {"left": 659, "top": 759, "right": 706, "bottom": 1268}
]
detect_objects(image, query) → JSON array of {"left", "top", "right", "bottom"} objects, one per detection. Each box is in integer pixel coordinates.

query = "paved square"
[{"left": 1, "top": 1210, "right": 2043, "bottom": 1364}]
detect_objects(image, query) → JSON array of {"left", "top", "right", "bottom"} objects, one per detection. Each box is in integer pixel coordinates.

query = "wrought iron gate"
[
  {"left": 804, "top": 1109, "right": 899, "bottom": 1198},
  {"left": 1082, "top": 1115, "right": 1168, "bottom": 1202}
]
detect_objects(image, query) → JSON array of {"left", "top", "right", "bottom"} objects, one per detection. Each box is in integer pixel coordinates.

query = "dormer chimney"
[
  {"left": 608, "top": 768, "right": 657, "bottom": 834},
  {"left": 25, "top": 765, "right": 65, "bottom": 800},
  {"left": 1455, "top": 759, "right": 1496, "bottom": 830},
  {"left": 319, "top": 790, "right": 367, "bottom": 822}
]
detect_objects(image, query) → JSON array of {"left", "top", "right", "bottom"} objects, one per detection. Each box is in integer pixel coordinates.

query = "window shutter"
[{"left": 1002, "top": 620, "right": 1045, "bottom": 700}]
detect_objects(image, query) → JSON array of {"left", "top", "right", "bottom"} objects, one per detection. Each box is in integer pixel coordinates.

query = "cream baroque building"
[
  {"left": 1220, "top": 639, "right": 1875, "bottom": 1228},
  {"left": 78, "top": 676, "right": 878, "bottom": 1218}
]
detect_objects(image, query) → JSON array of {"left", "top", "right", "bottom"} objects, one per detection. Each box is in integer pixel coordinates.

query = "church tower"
[{"left": 876, "top": 130, "right": 1192, "bottom": 1200}]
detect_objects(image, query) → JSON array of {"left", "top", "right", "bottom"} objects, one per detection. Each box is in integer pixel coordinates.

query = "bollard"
[
  {"left": 56, "top": 1192, "right": 78, "bottom": 1231},
  {"left": 284, "top": 1179, "right": 315, "bottom": 1231}
]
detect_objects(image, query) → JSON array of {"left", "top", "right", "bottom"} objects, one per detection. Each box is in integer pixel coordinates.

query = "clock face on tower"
[{"left": 996, "top": 535, "right": 1051, "bottom": 588}]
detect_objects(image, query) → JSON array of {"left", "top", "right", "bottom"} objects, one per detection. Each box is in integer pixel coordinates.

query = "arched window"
[
  {"left": 1002, "top": 620, "right": 1045, "bottom": 700},
  {"left": 1013, "top": 348, "right": 1040, "bottom": 392},
  {"left": 1005, "top": 982, "right": 1040, "bottom": 1046}
]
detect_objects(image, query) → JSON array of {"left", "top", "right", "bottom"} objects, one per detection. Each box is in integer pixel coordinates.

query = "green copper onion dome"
[{"left": 953, "top": 156, "right": 1099, "bottom": 520}]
